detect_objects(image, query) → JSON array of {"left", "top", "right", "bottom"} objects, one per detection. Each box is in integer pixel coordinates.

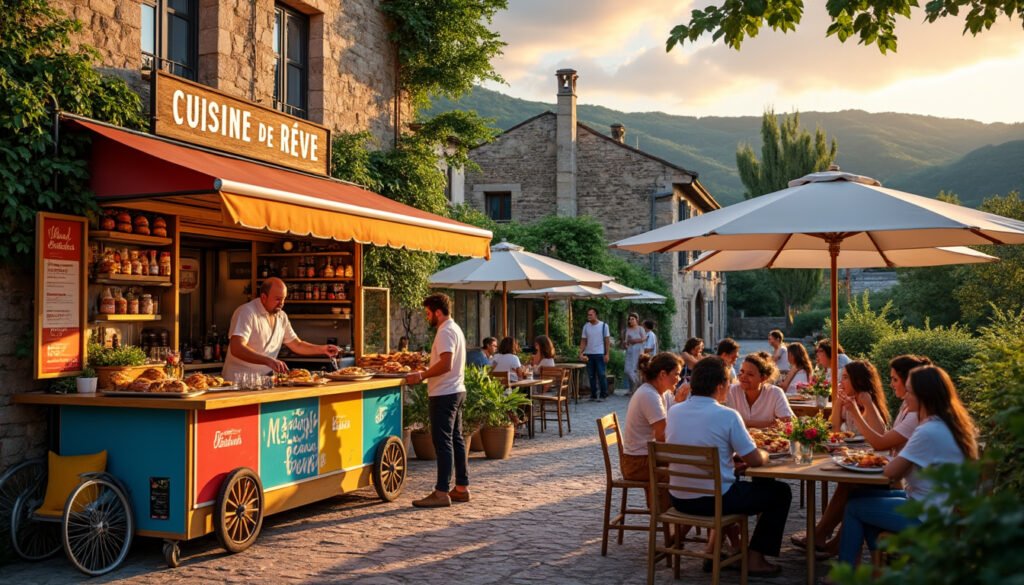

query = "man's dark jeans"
[
  {"left": 428, "top": 392, "right": 469, "bottom": 493},
  {"left": 670, "top": 479, "right": 791, "bottom": 556},
  {"left": 585, "top": 354, "right": 608, "bottom": 399}
]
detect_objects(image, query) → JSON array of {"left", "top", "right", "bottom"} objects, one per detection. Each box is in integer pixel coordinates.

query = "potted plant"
[
  {"left": 76, "top": 366, "right": 98, "bottom": 394},
  {"left": 462, "top": 366, "right": 490, "bottom": 452},
  {"left": 476, "top": 372, "right": 532, "bottom": 460},
  {"left": 88, "top": 342, "right": 149, "bottom": 390},
  {"left": 404, "top": 383, "right": 435, "bottom": 460}
]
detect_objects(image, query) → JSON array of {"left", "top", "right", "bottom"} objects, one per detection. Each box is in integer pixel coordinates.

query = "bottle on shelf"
[
  {"left": 323, "top": 258, "right": 335, "bottom": 278},
  {"left": 260, "top": 260, "right": 269, "bottom": 279},
  {"left": 203, "top": 325, "right": 217, "bottom": 361}
]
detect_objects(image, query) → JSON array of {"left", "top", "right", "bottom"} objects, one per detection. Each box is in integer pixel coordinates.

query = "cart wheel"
[
  {"left": 0, "top": 458, "right": 46, "bottom": 558},
  {"left": 62, "top": 476, "right": 134, "bottom": 576},
  {"left": 373, "top": 436, "right": 407, "bottom": 502},
  {"left": 215, "top": 468, "right": 264, "bottom": 554},
  {"left": 10, "top": 494, "right": 61, "bottom": 561},
  {"left": 163, "top": 540, "right": 181, "bottom": 568}
]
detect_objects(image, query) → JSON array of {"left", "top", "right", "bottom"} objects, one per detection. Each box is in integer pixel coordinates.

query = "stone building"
[
  {"left": 1, "top": 0, "right": 408, "bottom": 473},
  {"left": 456, "top": 69, "right": 727, "bottom": 348}
]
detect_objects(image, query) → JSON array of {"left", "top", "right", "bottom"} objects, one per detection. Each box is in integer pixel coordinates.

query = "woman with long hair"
[
  {"left": 491, "top": 336, "right": 523, "bottom": 382},
  {"left": 529, "top": 334, "right": 556, "bottom": 375},
  {"left": 725, "top": 353, "right": 793, "bottom": 428},
  {"left": 623, "top": 313, "right": 648, "bottom": 394},
  {"left": 835, "top": 365, "right": 978, "bottom": 567},
  {"left": 680, "top": 337, "right": 704, "bottom": 380},
  {"left": 778, "top": 343, "right": 813, "bottom": 394},
  {"left": 830, "top": 360, "right": 891, "bottom": 437}
]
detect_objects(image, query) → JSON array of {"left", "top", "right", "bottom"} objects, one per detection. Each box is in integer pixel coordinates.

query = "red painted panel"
[{"left": 195, "top": 405, "right": 260, "bottom": 505}]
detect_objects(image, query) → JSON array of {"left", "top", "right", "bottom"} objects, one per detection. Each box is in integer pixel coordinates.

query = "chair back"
[
  {"left": 596, "top": 413, "right": 626, "bottom": 485},
  {"left": 489, "top": 370, "right": 510, "bottom": 388},
  {"left": 540, "top": 367, "right": 569, "bottom": 397},
  {"left": 647, "top": 442, "right": 723, "bottom": 520}
]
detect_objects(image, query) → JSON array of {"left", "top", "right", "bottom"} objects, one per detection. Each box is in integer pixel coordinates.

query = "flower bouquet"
[{"left": 786, "top": 413, "right": 832, "bottom": 464}]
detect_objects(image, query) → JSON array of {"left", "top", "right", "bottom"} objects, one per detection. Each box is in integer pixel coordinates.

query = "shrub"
[
  {"left": 870, "top": 324, "right": 978, "bottom": 418},
  {"left": 790, "top": 308, "right": 831, "bottom": 338},
  {"left": 824, "top": 291, "right": 900, "bottom": 359},
  {"left": 607, "top": 348, "right": 625, "bottom": 382}
]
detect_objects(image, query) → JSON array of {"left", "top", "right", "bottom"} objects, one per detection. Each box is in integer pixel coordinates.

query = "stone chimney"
[
  {"left": 610, "top": 123, "right": 626, "bottom": 143},
  {"left": 555, "top": 69, "right": 578, "bottom": 217}
]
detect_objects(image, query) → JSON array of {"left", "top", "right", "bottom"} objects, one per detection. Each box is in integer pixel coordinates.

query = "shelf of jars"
[
  {"left": 256, "top": 277, "right": 354, "bottom": 283},
  {"left": 258, "top": 252, "right": 352, "bottom": 258},
  {"left": 281, "top": 300, "right": 352, "bottom": 304},
  {"left": 94, "top": 275, "right": 172, "bottom": 286},
  {"left": 89, "top": 230, "right": 173, "bottom": 246}
]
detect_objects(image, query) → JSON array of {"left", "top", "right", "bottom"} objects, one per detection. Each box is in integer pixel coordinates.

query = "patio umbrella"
[
  {"left": 612, "top": 167, "right": 1024, "bottom": 398},
  {"left": 618, "top": 289, "right": 668, "bottom": 304},
  {"left": 429, "top": 241, "right": 612, "bottom": 337},
  {"left": 686, "top": 246, "right": 999, "bottom": 271},
  {"left": 512, "top": 281, "right": 640, "bottom": 336}
]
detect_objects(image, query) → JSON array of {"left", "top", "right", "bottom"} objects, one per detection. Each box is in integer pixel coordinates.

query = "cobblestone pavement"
[{"left": 0, "top": 392, "right": 829, "bottom": 585}]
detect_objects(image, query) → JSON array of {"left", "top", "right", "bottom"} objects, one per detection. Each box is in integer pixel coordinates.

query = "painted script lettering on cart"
[{"left": 260, "top": 398, "right": 320, "bottom": 486}]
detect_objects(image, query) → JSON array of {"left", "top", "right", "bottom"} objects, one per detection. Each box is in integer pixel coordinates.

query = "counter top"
[{"left": 12, "top": 378, "right": 404, "bottom": 411}]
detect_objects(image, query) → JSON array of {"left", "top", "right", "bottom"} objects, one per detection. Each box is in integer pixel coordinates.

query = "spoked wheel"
[
  {"left": 62, "top": 477, "right": 134, "bottom": 576},
  {"left": 0, "top": 458, "right": 46, "bottom": 558},
  {"left": 163, "top": 540, "right": 181, "bottom": 568},
  {"left": 10, "top": 494, "right": 61, "bottom": 561},
  {"left": 215, "top": 468, "right": 264, "bottom": 554},
  {"left": 373, "top": 436, "right": 407, "bottom": 502}
]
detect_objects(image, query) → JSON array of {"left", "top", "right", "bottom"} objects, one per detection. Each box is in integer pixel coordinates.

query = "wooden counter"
[{"left": 12, "top": 378, "right": 404, "bottom": 411}]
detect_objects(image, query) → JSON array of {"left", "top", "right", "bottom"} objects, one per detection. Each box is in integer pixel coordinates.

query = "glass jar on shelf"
[
  {"left": 114, "top": 289, "right": 128, "bottom": 314},
  {"left": 140, "top": 293, "right": 154, "bottom": 315}
]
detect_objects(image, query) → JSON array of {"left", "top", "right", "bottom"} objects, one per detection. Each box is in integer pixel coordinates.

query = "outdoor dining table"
[
  {"left": 554, "top": 362, "right": 586, "bottom": 404},
  {"left": 788, "top": 398, "right": 833, "bottom": 418},
  {"left": 506, "top": 378, "right": 554, "bottom": 439},
  {"left": 744, "top": 453, "right": 891, "bottom": 584}
]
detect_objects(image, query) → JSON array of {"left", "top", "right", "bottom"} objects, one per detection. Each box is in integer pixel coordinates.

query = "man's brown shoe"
[
  {"left": 412, "top": 491, "right": 451, "bottom": 508},
  {"left": 449, "top": 488, "right": 471, "bottom": 503}
]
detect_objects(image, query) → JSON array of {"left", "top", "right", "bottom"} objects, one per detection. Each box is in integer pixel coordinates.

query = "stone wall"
[
  {"left": 728, "top": 315, "right": 789, "bottom": 340},
  {"left": 51, "top": 0, "right": 407, "bottom": 146},
  {"left": 0, "top": 265, "right": 48, "bottom": 474}
]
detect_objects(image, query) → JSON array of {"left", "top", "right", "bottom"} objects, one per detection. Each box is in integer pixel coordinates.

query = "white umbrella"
[
  {"left": 618, "top": 289, "right": 668, "bottom": 304},
  {"left": 686, "top": 246, "right": 998, "bottom": 271},
  {"left": 429, "top": 241, "right": 612, "bottom": 337},
  {"left": 613, "top": 168, "right": 1024, "bottom": 398},
  {"left": 512, "top": 282, "right": 640, "bottom": 336}
]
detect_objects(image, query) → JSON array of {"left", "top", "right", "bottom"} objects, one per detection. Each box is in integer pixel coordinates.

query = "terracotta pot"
[
  {"left": 410, "top": 430, "right": 436, "bottom": 461},
  {"left": 94, "top": 364, "right": 152, "bottom": 390},
  {"left": 480, "top": 424, "right": 515, "bottom": 460},
  {"left": 469, "top": 428, "right": 485, "bottom": 452}
]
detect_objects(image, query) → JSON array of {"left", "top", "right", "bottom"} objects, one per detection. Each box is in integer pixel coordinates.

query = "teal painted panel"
[
  {"left": 361, "top": 388, "right": 402, "bottom": 465},
  {"left": 60, "top": 406, "right": 187, "bottom": 535},
  {"left": 259, "top": 397, "right": 319, "bottom": 489}
]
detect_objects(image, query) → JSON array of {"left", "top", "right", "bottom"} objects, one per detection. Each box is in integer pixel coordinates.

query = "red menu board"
[
  {"left": 195, "top": 405, "right": 260, "bottom": 505},
  {"left": 35, "top": 213, "right": 87, "bottom": 379}
]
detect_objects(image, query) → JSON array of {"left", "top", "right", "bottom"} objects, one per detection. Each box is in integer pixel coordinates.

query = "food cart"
[{"left": 6, "top": 72, "right": 492, "bottom": 575}]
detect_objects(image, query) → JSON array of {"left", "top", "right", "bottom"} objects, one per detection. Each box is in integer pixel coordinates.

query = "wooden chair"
[
  {"left": 646, "top": 442, "right": 748, "bottom": 585},
  {"left": 596, "top": 413, "right": 650, "bottom": 555},
  {"left": 535, "top": 367, "right": 571, "bottom": 437}
]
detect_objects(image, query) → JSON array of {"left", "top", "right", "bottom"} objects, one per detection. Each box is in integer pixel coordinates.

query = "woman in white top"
[
  {"left": 529, "top": 334, "right": 556, "bottom": 376},
  {"left": 725, "top": 353, "right": 793, "bottom": 428},
  {"left": 490, "top": 336, "right": 523, "bottom": 382},
  {"left": 620, "top": 353, "right": 681, "bottom": 482},
  {"left": 623, "top": 313, "right": 648, "bottom": 394},
  {"left": 836, "top": 365, "right": 978, "bottom": 566},
  {"left": 778, "top": 343, "right": 813, "bottom": 394}
]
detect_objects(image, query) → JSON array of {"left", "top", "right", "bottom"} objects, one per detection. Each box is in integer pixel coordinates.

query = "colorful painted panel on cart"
[
  {"left": 259, "top": 397, "right": 319, "bottom": 489},
  {"left": 318, "top": 393, "right": 363, "bottom": 474},
  {"left": 362, "top": 388, "right": 402, "bottom": 465},
  {"left": 60, "top": 406, "right": 187, "bottom": 534},
  {"left": 195, "top": 405, "right": 260, "bottom": 505}
]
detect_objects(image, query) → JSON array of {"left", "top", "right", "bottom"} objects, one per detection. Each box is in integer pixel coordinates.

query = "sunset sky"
[{"left": 483, "top": 2, "right": 1024, "bottom": 124}]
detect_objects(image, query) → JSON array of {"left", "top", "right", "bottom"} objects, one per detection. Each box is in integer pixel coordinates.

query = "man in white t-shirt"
[
  {"left": 768, "top": 330, "right": 788, "bottom": 374},
  {"left": 578, "top": 307, "right": 611, "bottom": 401},
  {"left": 666, "top": 356, "right": 792, "bottom": 576},
  {"left": 405, "top": 293, "right": 468, "bottom": 508},
  {"left": 223, "top": 278, "right": 339, "bottom": 381},
  {"left": 641, "top": 320, "right": 658, "bottom": 355}
]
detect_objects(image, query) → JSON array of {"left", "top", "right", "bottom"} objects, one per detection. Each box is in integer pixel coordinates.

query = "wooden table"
[
  {"left": 506, "top": 378, "right": 553, "bottom": 438},
  {"left": 789, "top": 399, "right": 832, "bottom": 418},
  {"left": 745, "top": 454, "right": 890, "bottom": 584},
  {"left": 554, "top": 362, "right": 586, "bottom": 404}
]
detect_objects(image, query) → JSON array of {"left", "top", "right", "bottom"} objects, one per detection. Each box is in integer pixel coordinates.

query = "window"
[
  {"left": 444, "top": 166, "right": 454, "bottom": 202},
  {"left": 485, "top": 192, "right": 511, "bottom": 222},
  {"left": 141, "top": 0, "right": 198, "bottom": 80},
  {"left": 454, "top": 291, "right": 480, "bottom": 347},
  {"left": 274, "top": 5, "right": 309, "bottom": 119},
  {"left": 677, "top": 199, "right": 690, "bottom": 269}
]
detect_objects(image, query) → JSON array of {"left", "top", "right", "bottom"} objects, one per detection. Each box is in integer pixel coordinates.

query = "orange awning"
[{"left": 66, "top": 115, "right": 491, "bottom": 259}]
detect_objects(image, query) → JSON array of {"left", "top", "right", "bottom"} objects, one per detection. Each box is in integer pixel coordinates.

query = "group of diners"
[
  {"left": 465, "top": 334, "right": 556, "bottom": 383},
  {"left": 619, "top": 348, "right": 978, "bottom": 577}
]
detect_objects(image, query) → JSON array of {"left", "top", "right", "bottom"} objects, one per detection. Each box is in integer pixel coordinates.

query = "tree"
[
  {"left": 666, "top": 1, "right": 1024, "bottom": 55},
  {"left": 0, "top": 0, "right": 144, "bottom": 264},
  {"left": 382, "top": 0, "right": 507, "bottom": 108},
  {"left": 735, "top": 110, "right": 836, "bottom": 324}
]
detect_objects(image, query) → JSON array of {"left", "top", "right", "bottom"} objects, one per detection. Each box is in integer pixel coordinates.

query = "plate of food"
[
  {"left": 102, "top": 378, "right": 205, "bottom": 398},
  {"left": 845, "top": 435, "right": 866, "bottom": 444},
  {"left": 749, "top": 428, "right": 790, "bottom": 457},
  {"left": 326, "top": 366, "right": 374, "bottom": 381},
  {"left": 278, "top": 368, "right": 328, "bottom": 386},
  {"left": 832, "top": 451, "right": 888, "bottom": 473},
  {"left": 788, "top": 394, "right": 815, "bottom": 403},
  {"left": 370, "top": 361, "right": 416, "bottom": 377},
  {"left": 828, "top": 430, "right": 855, "bottom": 443}
]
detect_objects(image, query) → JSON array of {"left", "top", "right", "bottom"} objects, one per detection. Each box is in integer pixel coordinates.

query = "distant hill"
[{"left": 426, "top": 87, "right": 1024, "bottom": 206}]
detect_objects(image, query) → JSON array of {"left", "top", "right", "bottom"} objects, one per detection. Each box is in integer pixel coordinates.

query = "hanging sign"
[
  {"left": 34, "top": 212, "right": 88, "bottom": 379},
  {"left": 153, "top": 71, "right": 330, "bottom": 176}
]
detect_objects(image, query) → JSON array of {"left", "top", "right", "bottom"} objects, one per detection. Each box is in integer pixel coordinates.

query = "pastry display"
[
  {"left": 357, "top": 352, "right": 428, "bottom": 372},
  {"left": 184, "top": 373, "right": 209, "bottom": 390},
  {"left": 137, "top": 367, "right": 167, "bottom": 382},
  {"left": 335, "top": 366, "right": 370, "bottom": 376}
]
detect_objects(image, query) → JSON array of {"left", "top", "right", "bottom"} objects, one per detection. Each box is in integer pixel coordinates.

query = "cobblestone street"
[{"left": 1, "top": 393, "right": 824, "bottom": 585}]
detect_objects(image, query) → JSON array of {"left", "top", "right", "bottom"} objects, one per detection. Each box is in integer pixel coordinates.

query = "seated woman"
[
  {"left": 679, "top": 337, "right": 704, "bottom": 382},
  {"left": 529, "top": 335, "right": 557, "bottom": 377},
  {"left": 793, "top": 359, "right": 902, "bottom": 555},
  {"left": 725, "top": 353, "right": 793, "bottom": 428},
  {"left": 620, "top": 353, "right": 680, "bottom": 481},
  {"left": 490, "top": 336, "right": 524, "bottom": 382},
  {"left": 778, "top": 343, "right": 814, "bottom": 394},
  {"left": 667, "top": 356, "right": 792, "bottom": 576},
  {"left": 835, "top": 364, "right": 978, "bottom": 567}
]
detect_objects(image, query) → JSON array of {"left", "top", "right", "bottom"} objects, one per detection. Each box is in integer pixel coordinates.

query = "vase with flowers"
[
  {"left": 795, "top": 368, "right": 833, "bottom": 408},
  {"left": 786, "top": 413, "right": 831, "bottom": 465}
]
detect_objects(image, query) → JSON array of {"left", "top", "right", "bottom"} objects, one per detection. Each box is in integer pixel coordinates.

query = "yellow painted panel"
[{"left": 318, "top": 393, "right": 363, "bottom": 474}]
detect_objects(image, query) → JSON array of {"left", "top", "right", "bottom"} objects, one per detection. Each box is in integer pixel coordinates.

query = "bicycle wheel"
[
  {"left": 10, "top": 494, "right": 60, "bottom": 561},
  {"left": 62, "top": 477, "right": 134, "bottom": 576},
  {"left": 0, "top": 458, "right": 46, "bottom": 558}
]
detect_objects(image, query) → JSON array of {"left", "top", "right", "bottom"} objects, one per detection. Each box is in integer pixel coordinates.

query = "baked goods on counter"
[{"left": 184, "top": 373, "right": 209, "bottom": 390}]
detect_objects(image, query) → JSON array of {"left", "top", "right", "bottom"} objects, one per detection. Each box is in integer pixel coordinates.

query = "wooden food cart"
[{"left": 5, "top": 72, "right": 492, "bottom": 575}]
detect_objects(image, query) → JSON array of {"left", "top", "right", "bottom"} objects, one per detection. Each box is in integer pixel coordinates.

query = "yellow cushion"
[{"left": 36, "top": 450, "right": 107, "bottom": 517}]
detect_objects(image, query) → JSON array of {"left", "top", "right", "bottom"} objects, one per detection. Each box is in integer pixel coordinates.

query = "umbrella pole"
[
  {"left": 829, "top": 238, "right": 840, "bottom": 405},
  {"left": 544, "top": 295, "right": 550, "bottom": 337},
  {"left": 499, "top": 282, "right": 507, "bottom": 338}
]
